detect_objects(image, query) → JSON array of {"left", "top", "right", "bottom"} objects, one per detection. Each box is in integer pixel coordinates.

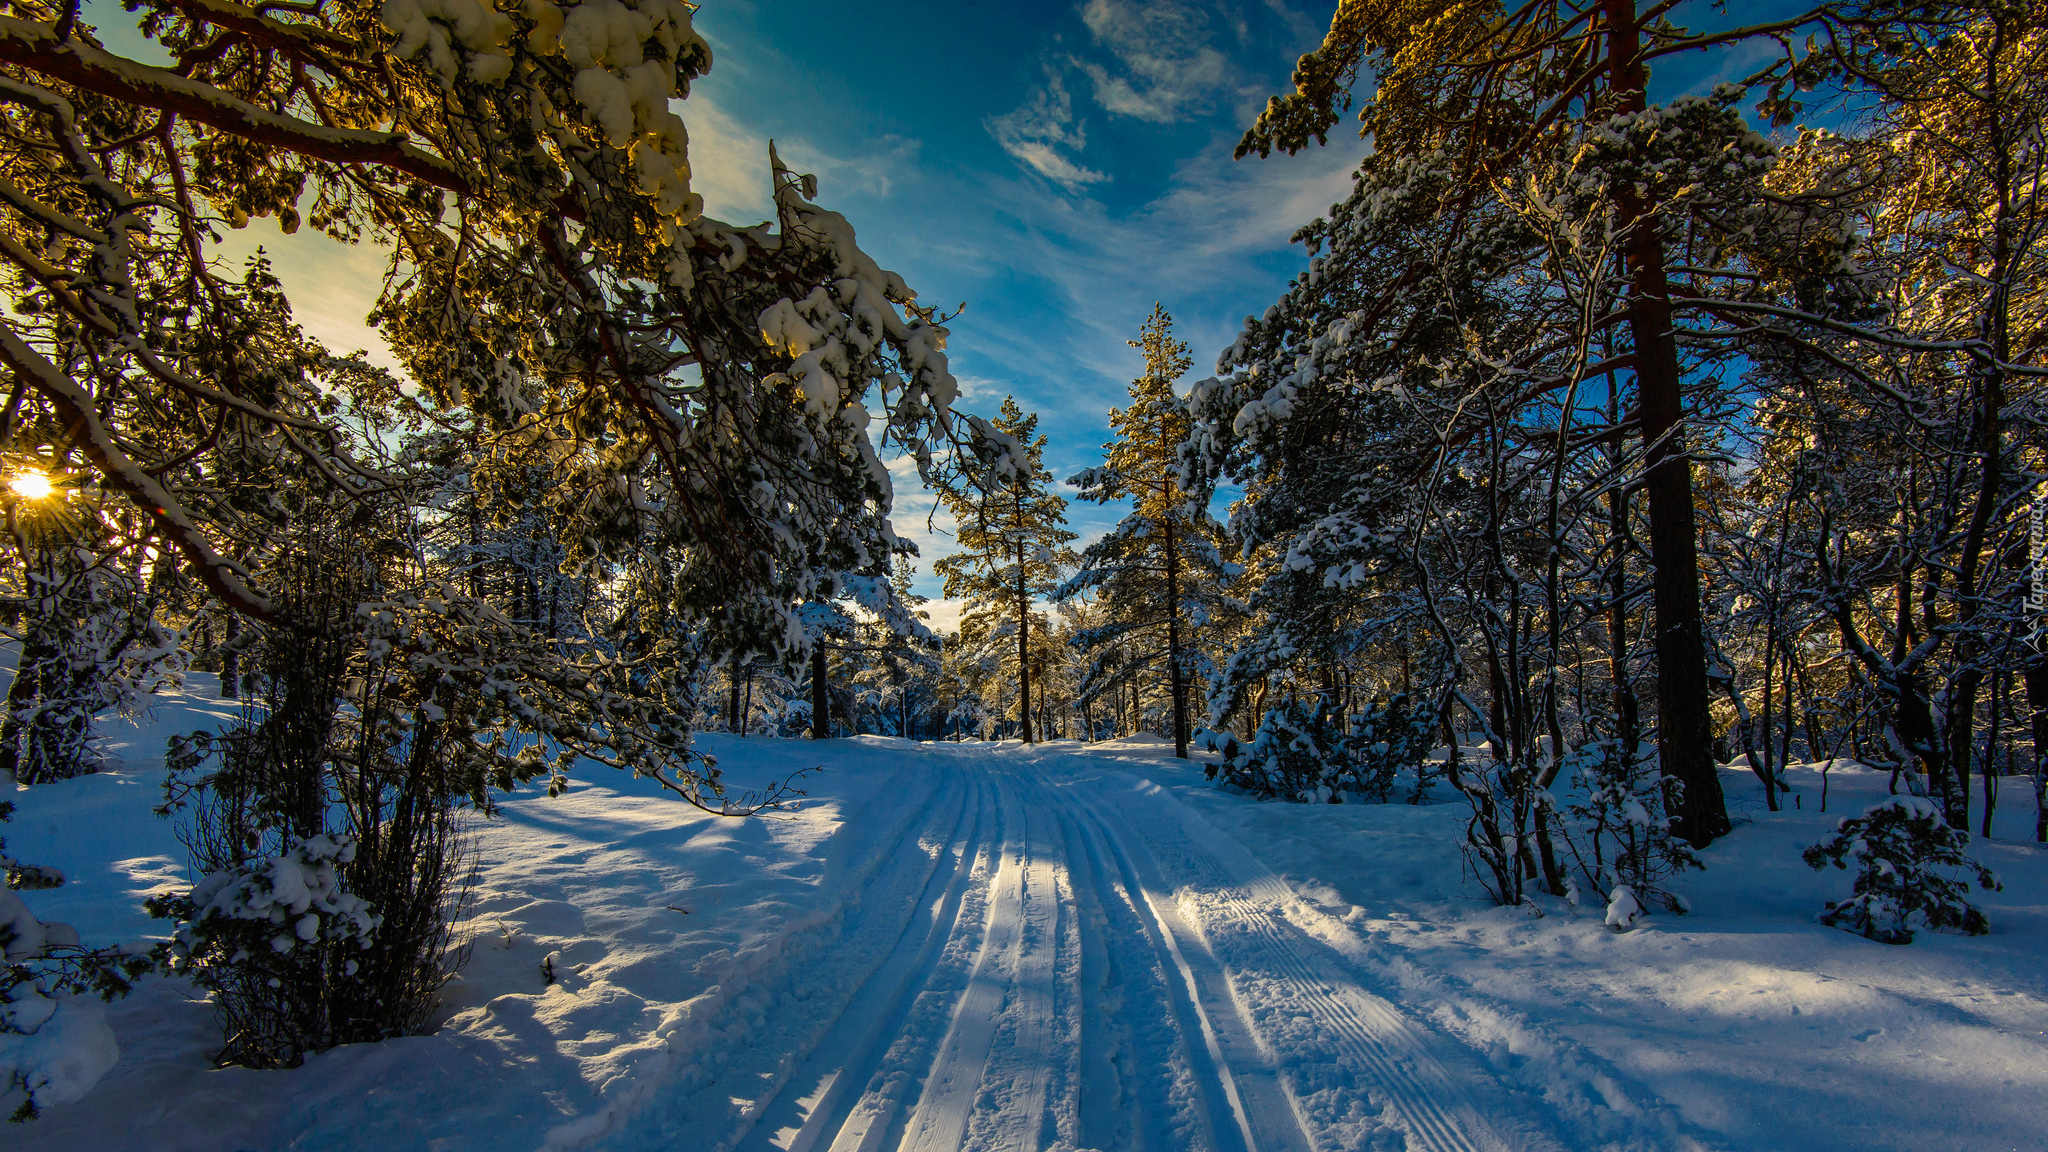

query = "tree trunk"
[
  {"left": 1605, "top": 375, "right": 1641, "bottom": 756},
  {"left": 1017, "top": 542, "right": 1033, "bottom": 744},
  {"left": 1605, "top": 0, "right": 1729, "bottom": 847},
  {"left": 1983, "top": 670, "right": 2005, "bottom": 838},
  {"left": 810, "top": 646, "right": 830, "bottom": 739},
  {"left": 220, "top": 610, "right": 242, "bottom": 698},
  {"left": 2027, "top": 659, "right": 2048, "bottom": 842},
  {"left": 1164, "top": 506, "right": 1189, "bottom": 758},
  {"left": 0, "top": 630, "right": 45, "bottom": 784}
]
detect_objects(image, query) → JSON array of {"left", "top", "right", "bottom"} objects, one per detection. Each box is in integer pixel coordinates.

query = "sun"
[{"left": 9, "top": 471, "right": 53, "bottom": 500}]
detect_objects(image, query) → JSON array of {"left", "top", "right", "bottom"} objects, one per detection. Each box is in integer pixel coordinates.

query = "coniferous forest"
[{"left": 1, "top": 1, "right": 2045, "bottom": 1148}]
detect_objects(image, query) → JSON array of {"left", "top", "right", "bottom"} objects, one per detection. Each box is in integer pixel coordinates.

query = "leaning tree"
[{"left": 0, "top": 0, "right": 981, "bottom": 800}]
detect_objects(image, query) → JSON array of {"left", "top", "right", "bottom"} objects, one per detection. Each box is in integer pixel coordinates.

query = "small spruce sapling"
[
  {"left": 1201, "top": 700, "right": 1329, "bottom": 801},
  {"left": 1561, "top": 738, "right": 1702, "bottom": 928},
  {"left": 1802, "top": 796, "right": 2000, "bottom": 945},
  {"left": 1328, "top": 694, "right": 1436, "bottom": 802},
  {"left": 1201, "top": 695, "right": 1436, "bottom": 804}
]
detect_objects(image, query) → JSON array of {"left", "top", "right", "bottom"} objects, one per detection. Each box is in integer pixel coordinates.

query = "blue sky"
[
  {"left": 88, "top": 0, "right": 1814, "bottom": 615},
  {"left": 675, "top": 0, "right": 1357, "bottom": 603}
]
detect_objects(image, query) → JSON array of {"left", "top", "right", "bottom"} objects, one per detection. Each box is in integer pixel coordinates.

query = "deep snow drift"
[{"left": 9, "top": 683, "right": 2046, "bottom": 1151}]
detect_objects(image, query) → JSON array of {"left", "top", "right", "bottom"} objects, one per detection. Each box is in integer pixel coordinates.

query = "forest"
[{"left": 0, "top": 0, "right": 2043, "bottom": 1144}]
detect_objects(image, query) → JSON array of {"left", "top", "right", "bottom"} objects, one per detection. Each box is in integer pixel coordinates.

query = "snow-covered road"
[
  {"left": 615, "top": 742, "right": 1555, "bottom": 1152},
  {"left": 25, "top": 719, "right": 2048, "bottom": 1151}
]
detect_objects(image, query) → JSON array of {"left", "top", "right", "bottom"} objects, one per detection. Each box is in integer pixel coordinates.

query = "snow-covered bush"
[
  {"left": 159, "top": 834, "right": 379, "bottom": 966},
  {"left": 1560, "top": 739, "right": 1701, "bottom": 926},
  {"left": 1802, "top": 796, "right": 2000, "bottom": 945},
  {"left": 1202, "top": 700, "right": 1331, "bottom": 801},
  {"left": 1324, "top": 694, "right": 1436, "bottom": 803},
  {"left": 0, "top": 801, "right": 151, "bottom": 1120},
  {"left": 150, "top": 833, "right": 386, "bottom": 1066},
  {"left": 1203, "top": 695, "right": 1436, "bottom": 804},
  {"left": 154, "top": 553, "right": 477, "bottom": 1067},
  {"left": 0, "top": 533, "right": 186, "bottom": 786},
  {"left": 1452, "top": 751, "right": 1545, "bottom": 908}
]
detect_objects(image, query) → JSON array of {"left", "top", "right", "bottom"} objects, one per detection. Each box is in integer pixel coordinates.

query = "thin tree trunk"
[
  {"left": 1017, "top": 540, "right": 1033, "bottom": 744},
  {"left": 1758, "top": 627, "right": 1779, "bottom": 810},
  {"left": 810, "top": 646, "right": 829, "bottom": 740},
  {"left": 2028, "top": 660, "right": 2048, "bottom": 842},
  {"left": 220, "top": 610, "right": 242, "bottom": 698},
  {"left": 1606, "top": 383, "right": 1640, "bottom": 757},
  {"left": 1983, "top": 669, "right": 2004, "bottom": 838},
  {"left": 1164, "top": 507, "right": 1188, "bottom": 758},
  {"left": 1779, "top": 641, "right": 1797, "bottom": 776},
  {"left": 0, "top": 630, "right": 45, "bottom": 784}
]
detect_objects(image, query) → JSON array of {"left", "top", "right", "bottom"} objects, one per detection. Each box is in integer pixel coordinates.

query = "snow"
[
  {"left": 8, "top": 686, "right": 2048, "bottom": 1149},
  {"left": 173, "top": 833, "right": 378, "bottom": 959},
  {"left": 0, "top": 994, "right": 117, "bottom": 1110}
]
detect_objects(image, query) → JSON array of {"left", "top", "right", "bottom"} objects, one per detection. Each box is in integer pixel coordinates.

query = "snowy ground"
[{"left": 10, "top": 683, "right": 2048, "bottom": 1151}]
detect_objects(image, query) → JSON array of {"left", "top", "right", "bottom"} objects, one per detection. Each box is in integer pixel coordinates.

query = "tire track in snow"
[
  {"left": 601, "top": 744, "right": 1564, "bottom": 1152},
  {"left": 1047, "top": 787, "right": 1208, "bottom": 1150},
  {"left": 814, "top": 747, "right": 1013, "bottom": 1152},
  {"left": 726, "top": 768, "right": 995, "bottom": 1152},
  {"left": 1066, "top": 767, "right": 1557, "bottom": 1152},
  {"left": 895, "top": 769, "right": 1060, "bottom": 1152},
  {"left": 759, "top": 748, "right": 1256, "bottom": 1152},
  {"left": 1038, "top": 770, "right": 1311, "bottom": 1152},
  {"left": 590, "top": 762, "right": 975, "bottom": 1151}
]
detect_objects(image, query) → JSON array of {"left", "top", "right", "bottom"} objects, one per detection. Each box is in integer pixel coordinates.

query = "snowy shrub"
[
  {"left": 150, "top": 834, "right": 388, "bottom": 1066},
  {"left": 1201, "top": 700, "right": 1331, "bottom": 801},
  {"left": 0, "top": 802, "right": 152, "bottom": 1120},
  {"left": 1802, "top": 796, "right": 2000, "bottom": 945},
  {"left": 1203, "top": 694, "right": 1437, "bottom": 804},
  {"left": 0, "top": 541, "right": 185, "bottom": 785},
  {"left": 1453, "top": 751, "right": 1545, "bottom": 908},
  {"left": 1560, "top": 739, "right": 1701, "bottom": 924},
  {"left": 159, "top": 834, "right": 379, "bottom": 964},
  {"left": 1324, "top": 694, "right": 1436, "bottom": 802},
  {"left": 154, "top": 552, "right": 476, "bottom": 1068}
]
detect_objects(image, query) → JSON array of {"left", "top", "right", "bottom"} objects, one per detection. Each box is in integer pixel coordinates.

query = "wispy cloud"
[
  {"left": 686, "top": 90, "right": 924, "bottom": 224},
  {"left": 1076, "top": 0, "right": 1240, "bottom": 124},
  {"left": 986, "top": 68, "right": 1110, "bottom": 191},
  {"left": 951, "top": 141, "right": 1357, "bottom": 421}
]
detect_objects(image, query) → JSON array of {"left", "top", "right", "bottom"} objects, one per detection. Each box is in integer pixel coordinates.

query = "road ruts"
[{"left": 609, "top": 743, "right": 1561, "bottom": 1152}]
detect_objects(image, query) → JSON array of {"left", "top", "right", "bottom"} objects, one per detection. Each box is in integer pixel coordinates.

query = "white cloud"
[
  {"left": 214, "top": 222, "right": 399, "bottom": 375},
  {"left": 985, "top": 69, "right": 1110, "bottom": 190},
  {"left": 1077, "top": 0, "right": 1240, "bottom": 123},
  {"left": 917, "top": 596, "right": 966, "bottom": 635},
  {"left": 948, "top": 139, "right": 1358, "bottom": 432}
]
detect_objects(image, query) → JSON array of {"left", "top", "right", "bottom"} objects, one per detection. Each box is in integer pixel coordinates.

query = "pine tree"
[
  {"left": 0, "top": 0, "right": 966, "bottom": 749},
  {"left": 934, "top": 399, "right": 1078, "bottom": 743},
  {"left": 1061, "top": 305, "right": 1231, "bottom": 758},
  {"left": 1223, "top": 0, "right": 1909, "bottom": 845}
]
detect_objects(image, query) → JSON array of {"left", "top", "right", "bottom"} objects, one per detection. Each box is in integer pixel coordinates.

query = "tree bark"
[
  {"left": 2026, "top": 659, "right": 2048, "bottom": 842},
  {"left": 1164, "top": 506, "right": 1189, "bottom": 758},
  {"left": 1604, "top": 0, "right": 1729, "bottom": 847},
  {"left": 810, "top": 646, "right": 830, "bottom": 739},
  {"left": 1017, "top": 540, "right": 1033, "bottom": 744}
]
